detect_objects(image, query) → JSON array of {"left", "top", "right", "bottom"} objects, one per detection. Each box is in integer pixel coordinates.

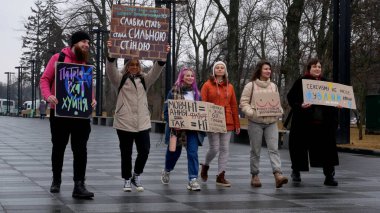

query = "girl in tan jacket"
[
  {"left": 240, "top": 60, "right": 288, "bottom": 188},
  {"left": 106, "top": 41, "right": 169, "bottom": 192}
]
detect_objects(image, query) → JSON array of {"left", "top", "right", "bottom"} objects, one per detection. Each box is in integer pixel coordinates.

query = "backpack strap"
[
  {"left": 58, "top": 52, "right": 65, "bottom": 62},
  {"left": 117, "top": 74, "right": 146, "bottom": 95},
  {"left": 140, "top": 76, "right": 146, "bottom": 91},
  {"left": 249, "top": 81, "right": 254, "bottom": 105},
  {"left": 50, "top": 52, "right": 66, "bottom": 89},
  {"left": 118, "top": 74, "right": 129, "bottom": 95}
]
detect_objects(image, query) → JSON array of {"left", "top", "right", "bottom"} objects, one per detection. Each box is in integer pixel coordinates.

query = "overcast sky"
[{"left": 0, "top": 1, "right": 36, "bottom": 83}]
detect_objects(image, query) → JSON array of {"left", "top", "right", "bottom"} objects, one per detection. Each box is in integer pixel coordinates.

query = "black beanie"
[{"left": 70, "top": 31, "right": 91, "bottom": 47}]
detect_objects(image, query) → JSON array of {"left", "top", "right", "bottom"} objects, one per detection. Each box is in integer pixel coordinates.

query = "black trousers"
[
  {"left": 49, "top": 109, "right": 91, "bottom": 181},
  {"left": 293, "top": 166, "right": 335, "bottom": 178},
  {"left": 323, "top": 166, "right": 335, "bottom": 178},
  {"left": 116, "top": 129, "right": 150, "bottom": 179}
]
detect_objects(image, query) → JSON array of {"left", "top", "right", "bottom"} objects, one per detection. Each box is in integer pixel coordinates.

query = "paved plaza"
[{"left": 1, "top": 116, "right": 380, "bottom": 212}]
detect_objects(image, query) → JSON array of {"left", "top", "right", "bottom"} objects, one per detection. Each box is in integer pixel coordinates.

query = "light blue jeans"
[
  {"left": 247, "top": 120, "right": 282, "bottom": 175},
  {"left": 204, "top": 132, "right": 232, "bottom": 174}
]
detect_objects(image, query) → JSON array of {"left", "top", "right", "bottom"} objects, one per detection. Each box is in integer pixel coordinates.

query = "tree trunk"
[
  {"left": 226, "top": 0, "right": 240, "bottom": 95},
  {"left": 316, "top": 0, "right": 331, "bottom": 61},
  {"left": 284, "top": 0, "right": 305, "bottom": 96}
]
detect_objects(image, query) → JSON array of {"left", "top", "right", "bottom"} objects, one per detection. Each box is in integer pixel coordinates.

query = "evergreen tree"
[
  {"left": 21, "top": 0, "right": 65, "bottom": 90},
  {"left": 21, "top": 0, "right": 45, "bottom": 84}
]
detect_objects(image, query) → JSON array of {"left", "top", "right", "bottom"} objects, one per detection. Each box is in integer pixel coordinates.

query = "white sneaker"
[
  {"left": 131, "top": 174, "right": 144, "bottom": 192},
  {"left": 187, "top": 178, "right": 201, "bottom": 191},
  {"left": 161, "top": 169, "right": 170, "bottom": 184},
  {"left": 123, "top": 179, "right": 132, "bottom": 192}
]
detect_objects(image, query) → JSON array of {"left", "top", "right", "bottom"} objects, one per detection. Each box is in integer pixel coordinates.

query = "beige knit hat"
[{"left": 212, "top": 61, "right": 228, "bottom": 78}]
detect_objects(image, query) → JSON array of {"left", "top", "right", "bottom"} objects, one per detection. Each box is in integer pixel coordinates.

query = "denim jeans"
[
  {"left": 165, "top": 131, "right": 199, "bottom": 180},
  {"left": 247, "top": 120, "right": 282, "bottom": 175},
  {"left": 204, "top": 132, "right": 231, "bottom": 173}
]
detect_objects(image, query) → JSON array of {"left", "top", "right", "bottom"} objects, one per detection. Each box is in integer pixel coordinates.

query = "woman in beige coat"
[
  {"left": 240, "top": 60, "right": 288, "bottom": 188},
  {"left": 106, "top": 41, "right": 169, "bottom": 192}
]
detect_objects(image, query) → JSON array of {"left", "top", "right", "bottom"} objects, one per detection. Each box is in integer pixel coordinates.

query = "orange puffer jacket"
[{"left": 201, "top": 79, "right": 240, "bottom": 131}]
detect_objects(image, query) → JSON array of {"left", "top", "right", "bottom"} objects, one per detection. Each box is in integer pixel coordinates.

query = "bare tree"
[
  {"left": 174, "top": 4, "right": 189, "bottom": 72},
  {"left": 237, "top": 0, "right": 260, "bottom": 91},
  {"left": 300, "top": 0, "right": 333, "bottom": 75},
  {"left": 212, "top": 0, "right": 240, "bottom": 94},
  {"left": 185, "top": 0, "right": 223, "bottom": 83},
  {"left": 351, "top": 0, "right": 380, "bottom": 139},
  {"left": 283, "top": 0, "right": 305, "bottom": 109}
]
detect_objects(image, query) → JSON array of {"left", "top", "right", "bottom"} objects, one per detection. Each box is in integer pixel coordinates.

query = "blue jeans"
[{"left": 165, "top": 131, "right": 199, "bottom": 180}]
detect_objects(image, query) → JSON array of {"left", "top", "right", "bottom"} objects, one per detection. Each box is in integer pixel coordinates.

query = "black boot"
[
  {"left": 50, "top": 178, "right": 61, "bottom": 193},
  {"left": 72, "top": 180, "right": 94, "bottom": 198},
  {"left": 291, "top": 170, "right": 301, "bottom": 182},
  {"left": 324, "top": 177, "right": 338, "bottom": 186},
  {"left": 323, "top": 166, "right": 338, "bottom": 186}
]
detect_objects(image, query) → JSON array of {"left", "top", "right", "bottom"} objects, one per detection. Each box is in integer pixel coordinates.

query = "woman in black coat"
[{"left": 287, "top": 58, "right": 340, "bottom": 186}]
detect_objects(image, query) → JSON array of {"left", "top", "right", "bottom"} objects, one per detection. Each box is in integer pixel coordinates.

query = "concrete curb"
[{"left": 337, "top": 146, "right": 380, "bottom": 156}]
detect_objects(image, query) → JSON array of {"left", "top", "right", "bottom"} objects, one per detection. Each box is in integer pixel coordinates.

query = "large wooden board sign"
[
  {"left": 252, "top": 92, "right": 282, "bottom": 117},
  {"left": 168, "top": 100, "right": 227, "bottom": 133},
  {"left": 302, "top": 79, "right": 356, "bottom": 109},
  {"left": 55, "top": 62, "right": 93, "bottom": 118},
  {"left": 109, "top": 5, "right": 170, "bottom": 60}
]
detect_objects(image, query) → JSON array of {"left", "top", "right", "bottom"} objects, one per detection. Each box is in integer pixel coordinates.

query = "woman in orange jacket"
[{"left": 200, "top": 61, "right": 240, "bottom": 187}]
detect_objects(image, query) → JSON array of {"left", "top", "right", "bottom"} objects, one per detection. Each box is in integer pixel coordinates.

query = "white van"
[
  {"left": 0, "top": 99, "right": 17, "bottom": 115},
  {"left": 23, "top": 100, "right": 41, "bottom": 110}
]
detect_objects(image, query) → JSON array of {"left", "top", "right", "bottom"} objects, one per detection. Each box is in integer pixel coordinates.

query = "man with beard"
[{"left": 40, "top": 31, "right": 96, "bottom": 199}]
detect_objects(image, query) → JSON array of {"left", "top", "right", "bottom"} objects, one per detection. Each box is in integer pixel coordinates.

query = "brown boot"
[
  {"left": 251, "top": 175, "right": 262, "bottom": 187},
  {"left": 200, "top": 164, "right": 209, "bottom": 182},
  {"left": 216, "top": 171, "right": 231, "bottom": 187},
  {"left": 274, "top": 172, "right": 288, "bottom": 188}
]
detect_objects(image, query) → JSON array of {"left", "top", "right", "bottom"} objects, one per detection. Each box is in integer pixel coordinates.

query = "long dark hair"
[{"left": 251, "top": 60, "right": 271, "bottom": 81}]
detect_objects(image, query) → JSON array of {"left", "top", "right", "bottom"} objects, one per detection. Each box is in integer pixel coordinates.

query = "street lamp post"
[
  {"left": 91, "top": 26, "right": 109, "bottom": 116},
  {"left": 15, "top": 66, "right": 27, "bottom": 115},
  {"left": 172, "top": 2, "right": 177, "bottom": 84},
  {"left": 155, "top": 0, "right": 188, "bottom": 97},
  {"left": 29, "top": 60, "right": 36, "bottom": 117},
  {"left": 4, "top": 72, "right": 15, "bottom": 115},
  {"left": 163, "top": 2, "right": 172, "bottom": 98},
  {"left": 333, "top": 0, "right": 351, "bottom": 144}
]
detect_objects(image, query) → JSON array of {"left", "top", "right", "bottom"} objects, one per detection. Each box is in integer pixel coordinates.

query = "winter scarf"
[{"left": 170, "top": 85, "right": 194, "bottom": 147}]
